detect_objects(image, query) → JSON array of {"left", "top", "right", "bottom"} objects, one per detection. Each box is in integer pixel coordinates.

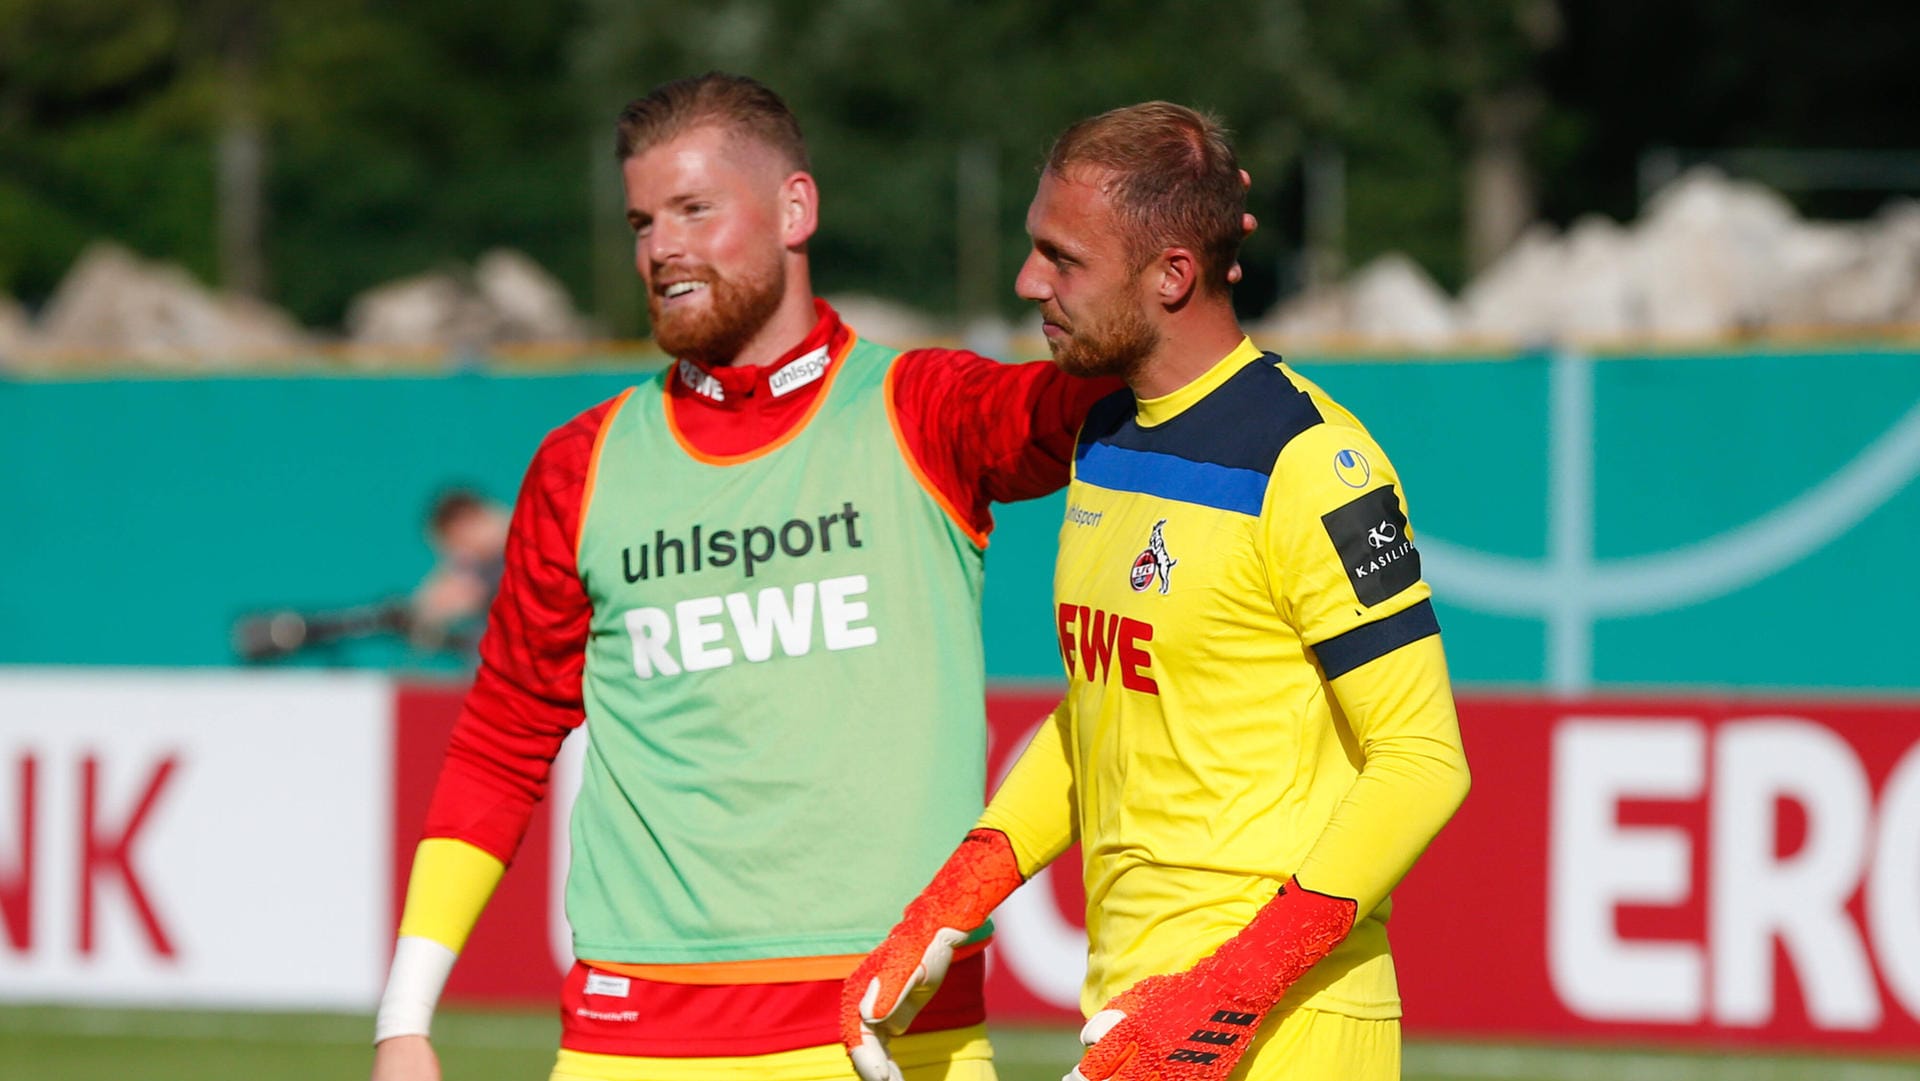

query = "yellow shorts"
[
  {"left": 1235, "top": 1008, "right": 1399, "bottom": 1081},
  {"left": 549, "top": 1024, "right": 995, "bottom": 1081}
]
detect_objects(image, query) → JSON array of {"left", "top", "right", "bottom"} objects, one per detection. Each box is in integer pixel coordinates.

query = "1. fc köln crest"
[{"left": 1129, "top": 519, "right": 1177, "bottom": 594}]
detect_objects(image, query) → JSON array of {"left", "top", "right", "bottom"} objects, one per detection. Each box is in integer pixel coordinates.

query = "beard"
[
  {"left": 1043, "top": 292, "right": 1159, "bottom": 382},
  {"left": 648, "top": 256, "right": 785, "bottom": 367}
]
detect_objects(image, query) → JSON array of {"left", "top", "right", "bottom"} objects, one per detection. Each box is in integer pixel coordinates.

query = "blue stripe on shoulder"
[
  {"left": 1311, "top": 599, "right": 1441, "bottom": 680},
  {"left": 1076, "top": 442, "right": 1270, "bottom": 515},
  {"left": 1074, "top": 356, "right": 1324, "bottom": 478}
]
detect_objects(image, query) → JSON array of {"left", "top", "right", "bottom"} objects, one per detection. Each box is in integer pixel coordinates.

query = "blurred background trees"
[{"left": 2, "top": 0, "right": 1917, "bottom": 336}]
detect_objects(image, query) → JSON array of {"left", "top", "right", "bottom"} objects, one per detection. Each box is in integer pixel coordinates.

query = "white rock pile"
[
  {"left": 19, "top": 243, "right": 307, "bottom": 367},
  {"left": 0, "top": 294, "right": 30, "bottom": 366},
  {"left": 344, "top": 249, "right": 595, "bottom": 360},
  {"left": 1260, "top": 167, "right": 1920, "bottom": 351},
  {"left": 4, "top": 246, "right": 596, "bottom": 370}
]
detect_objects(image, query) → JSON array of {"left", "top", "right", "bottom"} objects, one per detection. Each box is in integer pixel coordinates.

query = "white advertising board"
[{"left": 0, "top": 669, "right": 391, "bottom": 1009}]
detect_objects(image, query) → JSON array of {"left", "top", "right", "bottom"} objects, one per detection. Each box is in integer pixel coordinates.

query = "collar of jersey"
[
  {"left": 662, "top": 300, "right": 859, "bottom": 466},
  {"left": 670, "top": 298, "right": 847, "bottom": 410},
  {"left": 1134, "top": 336, "right": 1263, "bottom": 428}
]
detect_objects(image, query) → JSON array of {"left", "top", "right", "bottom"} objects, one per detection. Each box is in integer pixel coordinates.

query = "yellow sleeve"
[
  {"left": 976, "top": 702, "right": 1077, "bottom": 877},
  {"left": 395, "top": 837, "right": 508, "bottom": 952},
  {"left": 1262, "top": 422, "right": 1430, "bottom": 643},
  {"left": 1294, "top": 635, "right": 1469, "bottom": 915},
  {"left": 1262, "top": 421, "right": 1469, "bottom": 915}
]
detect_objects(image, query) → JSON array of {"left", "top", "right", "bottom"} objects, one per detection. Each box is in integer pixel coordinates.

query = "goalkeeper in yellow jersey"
[{"left": 841, "top": 102, "right": 1470, "bottom": 1081}]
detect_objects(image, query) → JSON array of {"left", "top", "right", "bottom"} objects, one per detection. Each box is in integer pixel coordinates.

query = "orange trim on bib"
[
  {"left": 585, "top": 940, "right": 987, "bottom": 986},
  {"left": 664, "top": 333, "right": 860, "bottom": 467},
  {"left": 883, "top": 361, "right": 990, "bottom": 549},
  {"left": 577, "top": 388, "right": 635, "bottom": 559}
]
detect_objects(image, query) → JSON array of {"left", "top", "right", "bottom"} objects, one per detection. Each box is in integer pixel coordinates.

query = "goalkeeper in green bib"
[{"left": 366, "top": 72, "right": 1205, "bottom": 1081}]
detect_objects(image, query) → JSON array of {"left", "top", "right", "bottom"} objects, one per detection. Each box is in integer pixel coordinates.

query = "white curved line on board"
[{"left": 1422, "top": 394, "right": 1920, "bottom": 618}]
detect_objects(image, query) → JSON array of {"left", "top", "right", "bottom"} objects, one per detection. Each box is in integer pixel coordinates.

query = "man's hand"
[
  {"left": 1064, "top": 969, "right": 1266, "bottom": 1081},
  {"left": 840, "top": 828, "right": 1025, "bottom": 1081},
  {"left": 843, "top": 924, "right": 971, "bottom": 1081},
  {"left": 1065, "top": 878, "right": 1358, "bottom": 1081},
  {"left": 370, "top": 1034, "right": 440, "bottom": 1081},
  {"left": 1227, "top": 168, "right": 1257, "bottom": 285}
]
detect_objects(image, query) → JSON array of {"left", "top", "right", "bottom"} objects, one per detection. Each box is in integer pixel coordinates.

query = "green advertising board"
[{"left": 4, "top": 349, "right": 1916, "bottom": 690}]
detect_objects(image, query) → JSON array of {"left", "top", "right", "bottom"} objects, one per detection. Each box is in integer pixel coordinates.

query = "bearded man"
[
  {"left": 843, "top": 102, "right": 1470, "bottom": 1081},
  {"left": 368, "top": 72, "right": 1121, "bottom": 1081}
]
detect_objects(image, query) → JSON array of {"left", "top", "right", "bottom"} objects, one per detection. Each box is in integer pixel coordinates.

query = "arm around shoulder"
[{"left": 891, "top": 349, "right": 1122, "bottom": 528}]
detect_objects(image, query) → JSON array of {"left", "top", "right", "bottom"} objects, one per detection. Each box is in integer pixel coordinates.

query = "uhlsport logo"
[
  {"left": 1334, "top": 448, "right": 1371, "bottom": 488},
  {"left": 1129, "top": 519, "right": 1178, "bottom": 594},
  {"left": 767, "top": 345, "right": 831, "bottom": 397}
]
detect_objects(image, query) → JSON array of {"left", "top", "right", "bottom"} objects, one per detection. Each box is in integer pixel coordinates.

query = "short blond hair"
[
  {"left": 1046, "top": 102, "right": 1243, "bottom": 292},
  {"left": 614, "top": 71, "right": 809, "bottom": 172}
]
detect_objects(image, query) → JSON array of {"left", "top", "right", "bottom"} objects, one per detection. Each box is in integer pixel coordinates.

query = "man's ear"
[
  {"left": 1156, "top": 246, "right": 1200, "bottom": 308},
  {"left": 781, "top": 171, "right": 820, "bottom": 248}
]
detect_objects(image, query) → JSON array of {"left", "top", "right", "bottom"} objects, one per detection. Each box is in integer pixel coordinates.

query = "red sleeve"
[
  {"left": 890, "top": 349, "right": 1122, "bottom": 537},
  {"left": 419, "top": 397, "right": 615, "bottom": 863}
]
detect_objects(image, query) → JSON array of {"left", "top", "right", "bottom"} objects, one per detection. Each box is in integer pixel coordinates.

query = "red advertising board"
[
  {"left": 1394, "top": 694, "right": 1920, "bottom": 1053},
  {"left": 394, "top": 686, "right": 1920, "bottom": 1053}
]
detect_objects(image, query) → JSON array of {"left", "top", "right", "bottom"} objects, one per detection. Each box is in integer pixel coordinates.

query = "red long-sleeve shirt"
[
  {"left": 424, "top": 299, "right": 1112, "bottom": 865},
  {"left": 408, "top": 301, "right": 1113, "bottom": 1055}
]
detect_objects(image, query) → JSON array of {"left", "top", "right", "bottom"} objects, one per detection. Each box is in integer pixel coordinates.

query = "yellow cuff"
[{"left": 395, "top": 837, "right": 507, "bottom": 953}]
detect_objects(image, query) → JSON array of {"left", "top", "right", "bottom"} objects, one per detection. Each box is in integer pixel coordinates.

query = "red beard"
[{"left": 649, "top": 258, "right": 784, "bottom": 367}]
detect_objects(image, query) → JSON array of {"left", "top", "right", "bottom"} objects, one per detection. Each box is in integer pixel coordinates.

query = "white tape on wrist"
[{"left": 374, "top": 936, "right": 458, "bottom": 1043}]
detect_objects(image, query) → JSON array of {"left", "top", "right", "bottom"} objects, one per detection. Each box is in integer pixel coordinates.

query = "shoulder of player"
[
  {"left": 1261, "top": 364, "right": 1391, "bottom": 469},
  {"left": 1081, "top": 357, "right": 1322, "bottom": 474},
  {"left": 1273, "top": 416, "right": 1383, "bottom": 467},
  {"left": 1261, "top": 412, "right": 1408, "bottom": 537},
  {"left": 526, "top": 392, "right": 628, "bottom": 485}
]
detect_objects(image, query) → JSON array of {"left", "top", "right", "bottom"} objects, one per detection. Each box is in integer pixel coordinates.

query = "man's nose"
[
  {"left": 1013, "top": 252, "right": 1050, "bottom": 303},
  {"left": 643, "top": 219, "right": 686, "bottom": 267}
]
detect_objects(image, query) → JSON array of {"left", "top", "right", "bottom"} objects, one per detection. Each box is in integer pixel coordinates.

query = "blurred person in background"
[
  {"left": 369, "top": 71, "right": 1183, "bottom": 1081},
  {"left": 843, "top": 103, "right": 1469, "bottom": 1081},
  {"left": 407, "top": 487, "right": 510, "bottom": 655},
  {"left": 229, "top": 487, "right": 509, "bottom": 665}
]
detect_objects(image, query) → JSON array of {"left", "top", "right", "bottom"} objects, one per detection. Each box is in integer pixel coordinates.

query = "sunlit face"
[
  {"left": 1014, "top": 168, "right": 1159, "bottom": 380},
  {"left": 622, "top": 125, "right": 789, "bottom": 366}
]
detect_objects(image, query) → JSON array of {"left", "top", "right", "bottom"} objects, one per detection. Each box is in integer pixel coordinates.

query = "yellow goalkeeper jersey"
[{"left": 982, "top": 339, "right": 1468, "bottom": 1022}]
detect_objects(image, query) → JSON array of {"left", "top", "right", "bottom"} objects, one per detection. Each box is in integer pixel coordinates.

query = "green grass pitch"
[{"left": 2, "top": 1006, "right": 1916, "bottom": 1080}]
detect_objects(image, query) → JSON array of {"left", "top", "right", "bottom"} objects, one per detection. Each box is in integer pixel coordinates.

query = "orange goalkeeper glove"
[
  {"left": 840, "top": 828, "right": 1025, "bottom": 1081},
  {"left": 1067, "top": 878, "right": 1357, "bottom": 1081}
]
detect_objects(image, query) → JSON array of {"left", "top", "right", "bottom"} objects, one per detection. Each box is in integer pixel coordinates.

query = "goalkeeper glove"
[
  {"left": 1066, "top": 877, "right": 1357, "bottom": 1081},
  {"left": 841, "top": 828, "right": 1025, "bottom": 1081}
]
